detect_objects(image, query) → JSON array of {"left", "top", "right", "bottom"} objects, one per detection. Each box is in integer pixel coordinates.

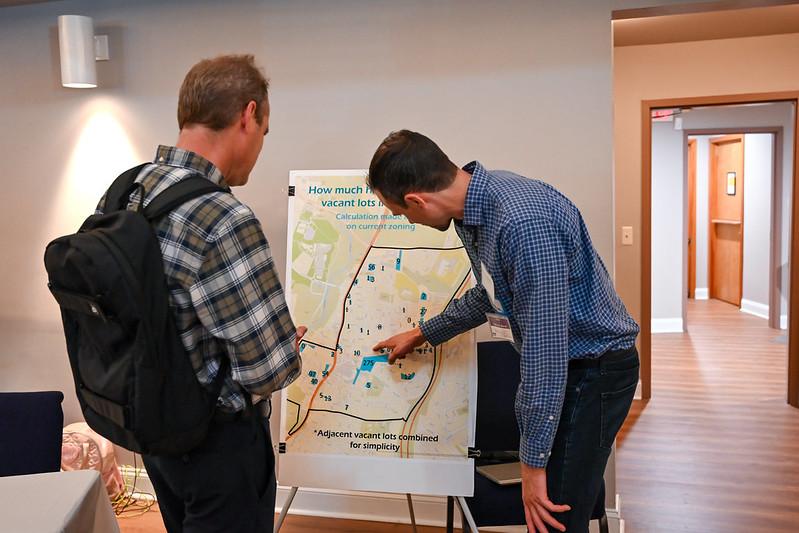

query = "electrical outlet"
[{"left": 622, "top": 226, "right": 633, "bottom": 246}]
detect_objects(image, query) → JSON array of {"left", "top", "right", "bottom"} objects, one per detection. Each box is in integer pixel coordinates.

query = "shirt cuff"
[
  {"left": 419, "top": 315, "right": 451, "bottom": 346},
  {"left": 519, "top": 434, "right": 553, "bottom": 469}
]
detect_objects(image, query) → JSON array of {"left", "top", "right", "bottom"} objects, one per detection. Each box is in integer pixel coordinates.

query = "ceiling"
[{"left": 614, "top": 3, "right": 799, "bottom": 46}]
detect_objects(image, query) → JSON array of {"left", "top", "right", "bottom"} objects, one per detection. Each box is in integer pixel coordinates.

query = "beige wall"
[{"left": 614, "top": 32, "right": 799, "bottom": 325}]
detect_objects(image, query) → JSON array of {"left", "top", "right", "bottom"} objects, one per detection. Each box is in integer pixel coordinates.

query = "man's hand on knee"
[{"left": 521, "top": 463, "right": 571, "bottom": 532}]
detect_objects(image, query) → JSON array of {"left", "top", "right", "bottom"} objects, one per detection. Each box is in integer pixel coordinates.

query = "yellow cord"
[{"left": 113, "top": 453, "right": 155, "bottom": 519}]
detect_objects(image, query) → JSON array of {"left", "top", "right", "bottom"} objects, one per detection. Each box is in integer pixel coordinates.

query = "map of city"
[{"left": 281, "top": 170, "right": 476, "bottom": 461}]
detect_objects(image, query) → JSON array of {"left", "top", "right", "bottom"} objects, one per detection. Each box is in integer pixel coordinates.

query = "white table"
[{"left": 0, "top": 470, "right": 120, "bottom": 533}]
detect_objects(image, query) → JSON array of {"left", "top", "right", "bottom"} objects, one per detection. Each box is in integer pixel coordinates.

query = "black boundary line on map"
[
  {"left": 288, "top": 248, "right": 471, "bottom": 436},
  {"left": 287, "top": 239, "right": 375, "bottom": 436},
  {"left": 371, "top": 245, "right": 465, "bottom": 251},
  {"left": 307, "top": 409, "right": 406, "bottom": 423},
  {"left": 300, "top": 339, "right": 337, "bottom": 353},
  {"left": 286, "top": 399, "right": 301, "bottom": 431},
  {"left": 302, "top": 343, "right": 441, "bottom": 427},
  {"left": 286, "top": 341, "right": 335, "bottom": 435},
  {"left": 399, "top": 269, "right": 472, "bottom": 425}
]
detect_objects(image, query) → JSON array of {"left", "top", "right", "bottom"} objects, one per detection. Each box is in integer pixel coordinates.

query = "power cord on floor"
[{"left": 113, "top": 453, "right": 155, "bottom": 518}]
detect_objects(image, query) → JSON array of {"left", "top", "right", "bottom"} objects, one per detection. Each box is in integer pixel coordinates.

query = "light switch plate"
[{"left": 622, "top": 226, "right": 633, "bottom": 246}]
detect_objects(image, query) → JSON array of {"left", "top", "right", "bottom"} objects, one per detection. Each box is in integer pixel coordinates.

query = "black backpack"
[{"left": 44, "top": 164, "right": 230, "bottom": 455}]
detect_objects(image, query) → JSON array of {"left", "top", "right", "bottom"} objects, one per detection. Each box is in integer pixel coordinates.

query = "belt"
[{"left": 568, "top": 345, "right": 636, "bottom": 370}]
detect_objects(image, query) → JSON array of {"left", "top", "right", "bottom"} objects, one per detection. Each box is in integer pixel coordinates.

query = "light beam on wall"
[{"left": 47, "top": 98, "right": 142, "bottom": 240}]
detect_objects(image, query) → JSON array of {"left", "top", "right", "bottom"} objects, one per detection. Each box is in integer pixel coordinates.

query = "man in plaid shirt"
[
  {"left": 97, "top": 55, "right": 303, "bottom": 532},
  {"left": 370, "top": 130, "right": 639, "bottom": 533}
]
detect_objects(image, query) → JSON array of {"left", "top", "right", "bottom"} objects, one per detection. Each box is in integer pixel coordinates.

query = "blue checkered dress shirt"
[{"left": 420, "top": 162, "right": 639, "bottom": 467}]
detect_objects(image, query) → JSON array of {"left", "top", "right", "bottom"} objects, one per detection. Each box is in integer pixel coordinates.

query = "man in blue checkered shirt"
[{"left": 370, "top": 130, "right": 639, "bottom": 533}]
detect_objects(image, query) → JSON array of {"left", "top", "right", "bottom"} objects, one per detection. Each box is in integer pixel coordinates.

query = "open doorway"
[
  {"left": 641, "top": 94, "right": 799, "bottom": 407},
  {"left": 650, "top": 103, "right": 792, "bottom": 334},
  {"left": 686, "top": 129, "right": 788, "bottom": 331}
]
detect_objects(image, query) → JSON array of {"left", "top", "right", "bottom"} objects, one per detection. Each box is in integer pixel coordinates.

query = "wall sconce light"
[{"left": 58, "top": 15, "right": 110, "bottom": 89}]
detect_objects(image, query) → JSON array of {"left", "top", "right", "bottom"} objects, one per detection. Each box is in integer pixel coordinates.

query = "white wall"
[
  {"left": 0, "top": 0, "right": 615, "bottom": 413},
  {"left": 651, "top": 120, "right": 685, "bottom": 332},
  {"left": 650, "top": 102, "right": 793, "bottom": 330},
  {"left": 742, "top": 134, "right": 774, "bottom": 317},
  {"left": 0, "top": 0, "right": 622, "bottom": 522}
]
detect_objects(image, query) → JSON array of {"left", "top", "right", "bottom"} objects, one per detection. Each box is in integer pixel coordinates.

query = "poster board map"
[{"left": 279, "top": 170, "right": 477, "bottom": 496}]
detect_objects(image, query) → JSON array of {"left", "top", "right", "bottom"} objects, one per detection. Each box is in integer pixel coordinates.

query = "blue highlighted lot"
[{"left": 352, "top": 354, "right": 389, "bottom": 385}]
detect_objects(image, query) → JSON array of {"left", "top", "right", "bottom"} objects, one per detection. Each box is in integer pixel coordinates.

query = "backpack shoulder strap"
[
  {"left": 212, "top": 357, "right": 231, "bottom": 397},
  {"left": 143, "top": 176, "right": 229, "bottom": 221},
  {"left": 103, "top": 163, "right": 150, "bottom": 212}
]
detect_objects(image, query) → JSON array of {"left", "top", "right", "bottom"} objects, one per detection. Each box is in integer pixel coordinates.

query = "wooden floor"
[
  {"left": 616, "top": 298, "right": 799, "bottom": 532},
  {"left": 119, "top": 299, "right": 799, "bottom": 532},
  {"left": 117, "top": 509, "right": 446, "bottom": 533}
]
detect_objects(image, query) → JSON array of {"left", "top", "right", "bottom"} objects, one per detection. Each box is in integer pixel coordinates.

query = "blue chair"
[{"left": 0, "top": 391, "right": 64, "bottom": 476}]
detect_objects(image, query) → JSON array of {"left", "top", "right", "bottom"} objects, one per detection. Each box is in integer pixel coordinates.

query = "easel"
[
  {"left": 275, "top": 487, "right": 477, "bottom": 532},
  {"left": 446, "top": 496, "right": 480, "bottom": 533}
]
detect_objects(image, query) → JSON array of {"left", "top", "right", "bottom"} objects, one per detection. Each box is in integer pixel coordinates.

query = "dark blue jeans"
[{"left": 546, "top": 346, "right": 639, "bottom": 532}]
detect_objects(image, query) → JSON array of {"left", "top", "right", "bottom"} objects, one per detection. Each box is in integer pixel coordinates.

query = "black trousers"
[
  {"left": 142, "top": 415, "right": 277, "bottom": 533},
  {"left": 546, "top": 346, "right": 640, "bottom": 533}
]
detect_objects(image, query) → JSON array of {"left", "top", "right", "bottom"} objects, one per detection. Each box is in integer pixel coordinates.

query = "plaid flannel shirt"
[
  {"left": 97, "top": 145, "right": 301, "bottom": 414},
  {"left": 420, "top": 162, "right": 639, "bottom": 467}
]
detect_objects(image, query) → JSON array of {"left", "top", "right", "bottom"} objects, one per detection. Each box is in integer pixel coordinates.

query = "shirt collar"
[
  {"left": 461, "top": 160, "right": 489, "bottom": 228},
  {"left": 154, "top": 145, "right": 226, "bottom": 186}
]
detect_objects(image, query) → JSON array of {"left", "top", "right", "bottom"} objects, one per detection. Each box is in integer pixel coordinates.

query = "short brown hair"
[
  {"left": 367, "top": 130, "right": 458, "bottom": 206},
  {"left": 177, "top": 54, "right": 269, "bottom": 130}
]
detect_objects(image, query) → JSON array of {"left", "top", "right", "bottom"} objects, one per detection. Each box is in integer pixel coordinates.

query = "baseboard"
[
  {"left": 119, "top": 469, "right": 623, "bottom": 531},
  {"left": 740, "top": 299, "right": 769, "bottom": 320},
  {"left": 277, "top": 486, "right": 625, "bottom": 531},
  {"left": 119, "top": 464, "right": 156, "bottom": 499},
  {"left": 116, "top": 470, "right": 458, "bottom": 527},
  {"left": 694, "top": 288, "right": 709, "bottom": 300},
  {"left": 651, "top": 318, "right": 683, "bottom": 333},
  {"left": 781, "top": 314, "right": 788, "bottom": 330},
  {"left": 605, "top": 493, "right": 625, "bottom": 533}
]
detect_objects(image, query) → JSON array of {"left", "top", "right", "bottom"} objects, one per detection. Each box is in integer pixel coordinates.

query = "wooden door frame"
[
  {"left": 708, "top": 134, "right": 745, "bottom": 307},
  {"left": 687, "top": 138, "right": 697, "bottom": 300},
  {"left": 641, "top": 91, "right": 799, "bottom": 407}
]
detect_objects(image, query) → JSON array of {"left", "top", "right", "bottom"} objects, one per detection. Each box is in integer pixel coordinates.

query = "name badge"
[
  {"left": 481, "top": 262, "right": 515, "bottom": 343},
  {"left": 486, "top": 312, "right": 515, "bottom": 342}
]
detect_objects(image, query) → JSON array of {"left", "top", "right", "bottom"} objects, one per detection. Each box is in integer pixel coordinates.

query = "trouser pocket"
[{"left": 599, "top": 377, "right": 637, "bottom": 449}]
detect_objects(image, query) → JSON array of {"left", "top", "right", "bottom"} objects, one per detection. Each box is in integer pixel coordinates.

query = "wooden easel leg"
[{"left": 406, "top": 493, "right": 418, "bottom": 533}]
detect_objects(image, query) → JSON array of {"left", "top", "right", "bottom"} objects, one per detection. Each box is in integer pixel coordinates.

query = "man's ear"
[
  {"left": 241, "top": 100, "right": 258, "bottom": 130},
  {"left": 404, "top": 193, "right": 425, "bottom": 209}
]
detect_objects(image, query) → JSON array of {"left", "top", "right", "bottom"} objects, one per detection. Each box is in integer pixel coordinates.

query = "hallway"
[{"left": 617, "top": 299, "right": 799, "bottom": 532}]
